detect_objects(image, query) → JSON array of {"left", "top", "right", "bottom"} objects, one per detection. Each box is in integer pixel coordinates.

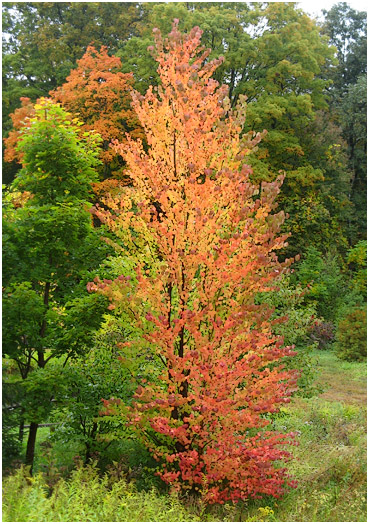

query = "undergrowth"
[
  {"left": 2, "top": 464, "right": 197, "bottom": 523},
  {"left": 3, "top": 351, "right": 367, "bottom": 522}
]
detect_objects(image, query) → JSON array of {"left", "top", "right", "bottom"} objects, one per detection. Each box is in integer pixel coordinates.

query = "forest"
[{"left": 2, "top": 2, "right": 367, "bottom": 522}]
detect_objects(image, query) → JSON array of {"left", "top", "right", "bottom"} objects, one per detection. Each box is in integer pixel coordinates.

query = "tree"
[
  {"left": 119, "top": 2, "right": 334, "bottom": 109},
  {"left": 339, "top": 75, "right": 367, "bottom": 242},
  {"left": 2, "top": 99, "right": 108, "bottom": 472},
  {"left": 2, "top": 97, "right": 36, "bottom": 184},
  {"left": 90, "top": 21, "right": 298, "bottom": 504},
  {"left": 49, "top": 256, "right": 146, "bottom": 465},
  {"left": 2, "top": 2, "right": 144, "bottom": 184},
  {"left": 3, "top": 45, "right": 143, "bottom": 184},
  {"left": 52, "top": 45, "right": 142, "bottom": 180},
  {"left": 322, "top": 1, "right": 367, "bottom": 98},
  {"left": 117, "top": 2, "right": 259, "bottom": 98},
  {"left": 321, "top": 3, "right": 367, "bottom": 244},
  {"left": 291, "top": 246, "right": 344, "bottom": 322},
  {"left": 118, "top": 3, "right": 348, "bottom": 257},
  {"left": 2, "top": 2, "right": 143, "bottom": 126},
  {"left": 240, "top": 3, "right": 348, "bottom": 257},
  {"left": 54, "top": 344, "right": 133, "bottom": 465}
]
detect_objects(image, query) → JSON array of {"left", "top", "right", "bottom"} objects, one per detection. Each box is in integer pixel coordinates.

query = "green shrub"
[
  {"left": 292, "top": 247, "right": 344, "bottom": 321},
  {"left": 335, "top": 287, "right": 365, "bottom": 323},
  {"left": 336, "top": 308, "right": 367, "bottom": 361},
  {"left": 257, "top": 275, "right": 321, "bottom": 397},
  {"left": 287, "top": 344, "right": 323, "bottom": 397},
  {"left": 99, "top": 439, "right": 164, "bottom": 491},
  {"left": 347, "top": 240, "right": 367, "bottom": 297}
]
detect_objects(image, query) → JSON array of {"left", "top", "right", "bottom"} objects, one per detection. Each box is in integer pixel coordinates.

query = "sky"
[{"left": 296, "top": 0, "right": 368, "bottom": 19}]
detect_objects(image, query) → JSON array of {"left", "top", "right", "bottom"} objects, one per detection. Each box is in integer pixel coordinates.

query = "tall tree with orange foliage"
[
  {"left": 89, "top": 21, "right": 299, "bottom": 503},
  {"left": 52, "top": 45, "right": 142, "bottom": 178}
]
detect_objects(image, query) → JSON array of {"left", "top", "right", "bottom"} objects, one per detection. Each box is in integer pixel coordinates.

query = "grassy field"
[
  {"left": 3, "top": 349, "right": 367, "bottom": 522},
  {"left": 260, "top": 350, "right": 367, "bottom": 522}
]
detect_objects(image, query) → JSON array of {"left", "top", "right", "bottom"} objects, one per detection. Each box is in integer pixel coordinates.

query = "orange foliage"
[
  {"left": 3, "top": 97, "right": 35, "bottom": 164},
  {"left": 91, "top": 178, "right": 126, "bottom": 199},
  {"left": 89, "top": 21, "right": 299, "bottom": 503},
  {"left": 52, "top": 45, "right": 142, "bottom": 175}
]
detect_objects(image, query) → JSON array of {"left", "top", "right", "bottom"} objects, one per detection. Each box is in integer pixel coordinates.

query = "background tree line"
[
  {"left": 2, "top": 0, "right": 367, "bottom": 489},
  {"left": 3, "top": 1, "right": 367, "bottom": 248}
]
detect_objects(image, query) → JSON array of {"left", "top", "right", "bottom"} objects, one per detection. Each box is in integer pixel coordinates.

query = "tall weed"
[{"left": 2, "top": 464, "right": 197, "bottom": 522}]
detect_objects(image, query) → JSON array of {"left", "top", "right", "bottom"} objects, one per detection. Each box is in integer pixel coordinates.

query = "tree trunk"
[
  {"left": 25, "top": 422, "right": 38, "bottom": 473},
  {"left": 84, "top": 422, "right": 98, "bottom": 464},
  {"left": 18, "top": 416, "right": 25, "bottom": 443}
]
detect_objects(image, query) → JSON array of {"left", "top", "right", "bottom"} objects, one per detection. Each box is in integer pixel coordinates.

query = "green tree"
[
  {"left": 322, "top": 1, "right": 367, "bottom": 98},
  {"left": 292, "top": 246, "right": 344, "bottom": 322},
  {"left": 339, "top": 75, "right": 367, "bottom": 242},
  {"left": 2, "top": 99, "right": 108, "bottom": 472},
  {"left": 241, "top": 3, "right": 347, "bottom": 257},
  {"left": 53, "top": 335, "right": 135, "bottom": 465},
  {"left": 322, "top": 3, "right": 367, "bottom": 244}
]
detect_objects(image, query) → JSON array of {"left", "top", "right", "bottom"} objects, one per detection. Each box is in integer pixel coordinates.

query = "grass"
[
  {"left": 258, "top": 349, "right": 367, "bottom": 522},
  {"left": 3, "top": 349, "right": 367, "bottom": 522},
  {"left": 265, "top": 398, "right": 367, "bottom": 522},
  {"left": 316, "top": 349, "right": 367, "bottom": 404}
]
